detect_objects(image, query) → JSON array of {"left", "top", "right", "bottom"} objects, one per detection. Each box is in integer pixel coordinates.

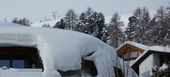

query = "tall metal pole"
[
  {"left": 52, "top": 12, "right": 57, "bottom": 20},
  {"left": 4, "top": 18, "right": 7, "bottom": 22}
]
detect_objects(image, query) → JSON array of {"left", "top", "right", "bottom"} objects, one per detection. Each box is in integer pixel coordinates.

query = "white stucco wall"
[
  {"left": 139, "top": 54, "right": 160, "bottom": 77},
  {"left": 139, "top": 54, "right": 153, "bottom": 77}
]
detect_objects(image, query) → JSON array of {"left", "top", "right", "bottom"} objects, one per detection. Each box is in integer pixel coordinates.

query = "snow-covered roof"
[
  {"left": 131, "top": 46, "right": 170, "bottom": 67},
  {"left": 149, "top": 46, "right": 170, "bottom": 52},
  {"left": 0, "top": 22, "right": 138, "bottom": 77},
  {"left": 116, "top": 41, "right": 149, "bottom": 56},
  {"left": 117, "top": 41, "right": 149, "bottom": 51}
]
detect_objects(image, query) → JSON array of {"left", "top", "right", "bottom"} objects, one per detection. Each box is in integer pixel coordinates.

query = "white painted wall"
[
  {"left": 139, "top": 54, "right": 160, "bottom": 77},
  {"left": 139, "top": 54, "right": 153, "bottom": 77}
]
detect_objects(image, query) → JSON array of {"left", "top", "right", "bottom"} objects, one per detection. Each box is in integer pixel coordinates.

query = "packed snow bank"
[{"left": 0, "top": 22, "right": 138, "bottom": 77}]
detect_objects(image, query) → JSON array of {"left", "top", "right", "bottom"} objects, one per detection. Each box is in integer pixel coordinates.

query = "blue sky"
[{"left": 0, "top": 0, "right": 169, "bottom": 22}]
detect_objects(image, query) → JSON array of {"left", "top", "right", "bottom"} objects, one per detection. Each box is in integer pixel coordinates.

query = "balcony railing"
[{"left": 0, "top": 67, "right": 42, "bottom": 77}]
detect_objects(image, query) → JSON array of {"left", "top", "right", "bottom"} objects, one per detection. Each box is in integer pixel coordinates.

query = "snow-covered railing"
[
  {"left": 0, "top": 68, "right": 42, "bottom": 77},
  {"left": 0, "top": 33, "right": 37, "bottom": 46}
]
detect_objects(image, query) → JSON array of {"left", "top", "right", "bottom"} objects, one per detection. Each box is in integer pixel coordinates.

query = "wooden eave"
[{"left": 117, "top": 44, "right": 145, "bottom": 57}]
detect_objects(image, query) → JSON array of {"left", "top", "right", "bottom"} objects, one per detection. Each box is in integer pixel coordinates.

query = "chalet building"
[
  {"left": 117, "top": 41, "right": 170, "bottom": 77},
  {"left": 131, "top": 46, "right": 170, "bottom": 77},
  {"left": 116, "top": 41, "right": 148, "bottom": 64}
]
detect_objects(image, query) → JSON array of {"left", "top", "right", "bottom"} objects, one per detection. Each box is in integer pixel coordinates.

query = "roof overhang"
[{"left": 116, "top": 41, "right": 148, "bottom": 57}]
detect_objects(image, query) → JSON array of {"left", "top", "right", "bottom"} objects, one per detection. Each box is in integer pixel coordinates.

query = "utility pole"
[
  {"left": 51, "top": 12, "right": 57, "bottom": 20},
  {"left": 4, "top": 18, "right": 7, "bottom": 22}
]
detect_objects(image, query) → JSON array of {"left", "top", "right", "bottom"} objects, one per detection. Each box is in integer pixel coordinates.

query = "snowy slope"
[
  {"left": 0, "top": 22, "right": 138, "bottom": 77},
  {"left": 31, "top": 20, "right": 59, "bottom": 27}
]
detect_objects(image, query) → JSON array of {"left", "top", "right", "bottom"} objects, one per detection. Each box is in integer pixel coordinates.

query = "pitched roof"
[{"left": 116, "top": 41, "right": 149, "bottom": 57}]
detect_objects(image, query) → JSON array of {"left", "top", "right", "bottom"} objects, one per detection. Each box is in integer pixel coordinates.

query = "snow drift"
[{"left": 0, "top": 22, "right": 138, "bottom": 77}]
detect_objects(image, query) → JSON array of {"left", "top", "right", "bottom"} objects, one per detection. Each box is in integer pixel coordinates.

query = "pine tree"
[
  {"left": 154, "top": 6, "right": 167, "bottom": 45},
  {"left": 85, "top": 7, "right": 93, "bottom": 17},
  {"left": 140, "top": 7, "right": 151, "bottom": 44},
  {"left": 126, "top": 7, "right": 151, "bottom": 44},
  {"left": 107, "top": 12, "right": 125, "bottom": 48},
  {"left": 80, "top": 7, "right": 95, "bottom": 34},
  {"left": 144, "top": 6, "right": 169, "bottom": 46},
  {"left": 64, "top": 9, "right": 78, "bottom": 30},
  {"left": 12, "top": 18, "right": 19, "bottom": 24},
  {"left": 53, "top": 19, "right": 66, "bottom": 29},
  {"left": 95, "top": 12, "right": 105, "bottom": 39},
  {"left": 12, "top": 18, "right": 30, "bottom": 26},
  {"left": 76, "top": 8, "right": 105, "bottom": 40},
  {"left": 75, "top": 13, "right": 87, "bottom": 33},
  {"left": 126, "top": 16, "right": 138, "bottom": 41},
  {"left": 144, "top": 17, "right": 157, "bottom": 45},
  {"left": 164, "top": 5, "right": 170, "bottom": 45}
]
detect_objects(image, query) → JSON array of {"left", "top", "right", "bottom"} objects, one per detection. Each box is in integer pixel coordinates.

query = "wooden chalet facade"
[{"left": 116, "top": 41, "right": 148, "bottom": 64}]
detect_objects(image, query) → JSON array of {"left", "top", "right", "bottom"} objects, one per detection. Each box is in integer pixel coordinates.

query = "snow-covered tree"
[
  {"left": 140, "top": 7, "right": 151, "bottom": 44},
  {"left": 107, "top": 12, "right": 125, "bottom": 48},
  {"left": 12, "top": 18, "right": 31, "bottom": 26},
  {"left": 76, "top": 7, "right": 95, "bottom": 34},
  {"left": 125, "top": 16, "right": 138, "bottom": 41},
  {"left": 144, "top": 17, "right": 157, "bottom": 45},
  {"left": 95, "top": 12, "right": 105, "bottom": 39},
  {"left": 64, "top": 9, "right": 78, "bottom": 30},
  {"left": 53, "top": 19, "right": 66, "bottom": 29},
  {"left": 12, "top": 18, "right": 19, "bottom": 24},
  {"left": 76, "top": 8, "right": 105, "bottom": 40},
  {"left": 126, "top": 7, "right": 151, "bottom": 44},
  {"left": 75, "top": 13, "right": 86, "bottom": 32},
  {"left": 142, "top": 6, "right": 170, "bottom": 46},
  {"left": 150, "top": 6, "right": 167, "bottom": 45}
]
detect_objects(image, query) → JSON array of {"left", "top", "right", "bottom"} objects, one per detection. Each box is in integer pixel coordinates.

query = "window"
[
  {"left": 0, "top": 58, "right": 26, "bottom": 68},
  {"left": 0, "top": 60, "right": 10, "bottom": 67},
  {"left": 0, "top": 57, "right": 41, "bottom": 68},
  {"left": 12, "top": 60, "right": 25, "bottom": 68},
  {"left": 0, "top": 47, "right": 43, "bottom": 69}
]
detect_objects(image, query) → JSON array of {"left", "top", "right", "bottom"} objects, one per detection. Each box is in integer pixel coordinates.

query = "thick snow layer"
[
  {"left": 0, "top": 68, "right": 42, "bottom": 77},
  {"left": 0, "top": 22, "right": 138, "bottom": 77},
  {"left": 149, "top": 46, "right": 170, "bottom": 52},
  {"left": 159, "top": 63, "right": 169, "bottom": 71}
]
